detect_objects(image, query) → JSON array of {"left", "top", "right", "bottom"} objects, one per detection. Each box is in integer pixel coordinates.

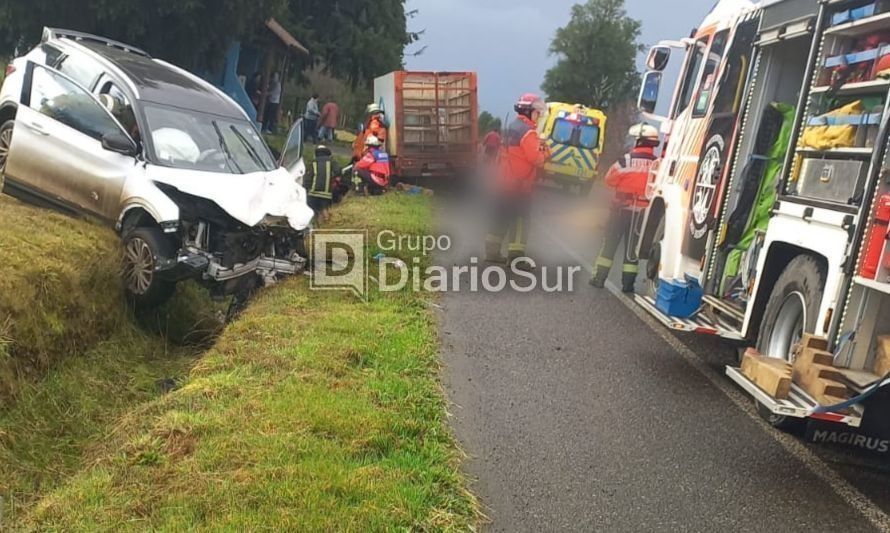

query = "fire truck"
[{"left": 633, "top": 0, "right": 890, "bottom": 451}]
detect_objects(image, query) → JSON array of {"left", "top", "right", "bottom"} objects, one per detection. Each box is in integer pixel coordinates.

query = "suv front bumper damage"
[{"left": 157, "top": 247, "right": 306, "bottom": 291}]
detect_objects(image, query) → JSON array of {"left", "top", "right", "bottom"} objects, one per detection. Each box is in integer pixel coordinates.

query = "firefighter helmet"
[
  {"left": 364, "top": 135, "right": 383, "bottom": 147},
  {"left": 514, "top": 93, "right": 546, "bottom": 116},
  {"left": 629, "top": 123, "right": 659, "bottom": 140}
]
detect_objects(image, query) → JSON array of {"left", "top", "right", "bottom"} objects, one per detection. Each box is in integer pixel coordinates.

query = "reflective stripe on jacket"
[
  {"left": 604, "top": 146, "right": 656, "bottom": 208},
  {"left": 498, "top": 115, "right": 549, "bottom": 194},
  {"left": 308, "top": 156, "right": 340, "bottom": 199}
]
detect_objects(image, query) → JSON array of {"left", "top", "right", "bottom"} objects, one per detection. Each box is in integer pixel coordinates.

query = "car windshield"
[{"left": 143, "top": 105, "right": 277, "bottom": 174}]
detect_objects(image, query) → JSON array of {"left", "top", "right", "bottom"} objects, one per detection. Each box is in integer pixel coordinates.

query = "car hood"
[{"left": 146, "top": 163, "right": 313, "bottom": 231}]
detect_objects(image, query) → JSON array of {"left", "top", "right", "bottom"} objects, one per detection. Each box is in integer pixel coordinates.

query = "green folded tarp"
[{"left": 723, "top": 103, "right": 796, "bottom": 291}]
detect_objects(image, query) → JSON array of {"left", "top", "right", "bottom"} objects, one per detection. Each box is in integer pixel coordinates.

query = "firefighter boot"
[
  {"left": 485, "top": 236, "right": 506, "bottom": 264},
  {"left": 589, "top": 258, "right": 611, "bottom": 289},
  {"left": 621, "top": 262, "right": 639, "bottom": 293}
]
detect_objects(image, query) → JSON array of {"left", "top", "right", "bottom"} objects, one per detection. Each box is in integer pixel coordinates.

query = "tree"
[
  {"left": 479, "top": 111, "right": 502, "bottom": 135},
  {"left": 542, "top": 0, "right": 643, "bottom": 109},
  {"left": 0, "top": 0, "right": 287, "bottom": 70},
  {"left": 285, "top": 0, "right": 418, "bottom": 88}
]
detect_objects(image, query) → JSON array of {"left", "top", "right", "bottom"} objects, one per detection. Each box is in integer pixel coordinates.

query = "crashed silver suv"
[{"left": 0, "top": 28, "right": 312, "bottom": 306}]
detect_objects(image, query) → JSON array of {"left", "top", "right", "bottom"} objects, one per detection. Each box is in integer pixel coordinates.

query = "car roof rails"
[{"left": 42, "top": 27, "right": 151, "bottom": 58}]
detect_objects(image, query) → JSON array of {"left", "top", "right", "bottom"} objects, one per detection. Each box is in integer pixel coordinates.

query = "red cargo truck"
[{"left": 371, "top": 71, "right": 478, "bottom": 181}]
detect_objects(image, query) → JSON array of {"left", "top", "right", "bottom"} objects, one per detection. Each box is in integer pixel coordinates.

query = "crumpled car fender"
[{"left": 117, "top": 178, "right": 180, "bottom": 232}]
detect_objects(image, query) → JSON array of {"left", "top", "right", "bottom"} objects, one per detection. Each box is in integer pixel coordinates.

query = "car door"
[
  {"left": 5, "top": 61, "right": 137, "bottom": 221},
  {"left": 279, "top": 118, "right": 305, "bottom": 180}
]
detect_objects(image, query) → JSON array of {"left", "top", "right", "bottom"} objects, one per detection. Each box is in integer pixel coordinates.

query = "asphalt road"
[{"left": 437, "top": 188, "right": 890, "bottom": 532}]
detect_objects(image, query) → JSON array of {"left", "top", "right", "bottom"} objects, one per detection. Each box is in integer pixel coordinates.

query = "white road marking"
[{"left": 537, "top": 223, "right": 890, "bottom": 532}]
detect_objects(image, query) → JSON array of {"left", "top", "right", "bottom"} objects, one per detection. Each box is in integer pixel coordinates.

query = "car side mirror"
[
  {"left": 101, "top": 131, "right": 138, "bottom": 156},
  {"left": 647, "top": 46, "right": 672, "bottom": 72},
  {"left": 638, "top": 71, "right": 663, "bottom": 115}
]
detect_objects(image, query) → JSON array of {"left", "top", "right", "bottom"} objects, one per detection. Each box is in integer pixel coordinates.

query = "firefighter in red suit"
[
  {"left": 485, "top": 93, "right": 550, "bottom": 265},
  {"left": 590, "top": 124, "right": 659, "bottom": 292},
  {"left": 354, "top": 135, "right": 391, "bottom": 195}
]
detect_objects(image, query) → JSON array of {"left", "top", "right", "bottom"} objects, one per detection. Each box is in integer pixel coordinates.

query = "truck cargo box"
[{"left": 374, "top": 71, "right": 478, "bottom": 180}]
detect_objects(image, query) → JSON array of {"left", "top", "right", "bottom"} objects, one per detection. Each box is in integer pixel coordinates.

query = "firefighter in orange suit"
[
  {"left": 485, "top": 93, "right": 550, "bottom": 265},
  {"left": 352, "top": 104, "right": 389, "bottom": 161},
  {"left": 590, "top": 124, "right": 659, "bottom": 292},
  {"left": 366, "top": 104, "right": 388, "bottom": 145}
]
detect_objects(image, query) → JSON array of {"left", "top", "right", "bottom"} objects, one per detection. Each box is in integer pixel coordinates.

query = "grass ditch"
[
  {"left": 6, "top": 193, "right": 479, "bottom": 529},
  {"left": 0, "top": 195, "right": 226, "bottom": 523}
]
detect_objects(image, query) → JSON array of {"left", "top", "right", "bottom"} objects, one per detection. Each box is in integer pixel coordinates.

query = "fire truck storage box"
[
  {"left": 831, "top": 1, "right": 889, "bottom": 26},
  {"left": 655, "top": 277, "right": 703, "bottom": 319},
  {"left": 797, "top": 158, "right": 866, "bottom": 204},
  {"left": 807, "top": 113, "right": 883, "bottom": 127},
  {"left": 824, "top": 47, "right": 884, "bottom": 69},
  {"left": 875, "top": 336, "right": 890, "bottom": 377}
]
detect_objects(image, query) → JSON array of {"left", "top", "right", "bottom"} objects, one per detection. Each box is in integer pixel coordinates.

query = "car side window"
[
  {"left": 55, "top": 52, "right": 103, "bottom": 89},
  {"left": 39, "top": 44, "right": 63, "bottom": 67},
  {"left": 99, "top": 80, "right": 139, "bottom": 138},
  {"left": 29, "top": 65, "right": 124, "bottom": 141}
]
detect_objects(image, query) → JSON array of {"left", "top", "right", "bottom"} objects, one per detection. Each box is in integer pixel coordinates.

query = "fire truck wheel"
[
  {"left": 756, "top": 400, "right": 802, "bottom": 431},
  {"left": 756, "top": 255, "right": 826, "bottom": 361},
  {"left": 644, "top": 217, "right": 665, "bottom": 298}
]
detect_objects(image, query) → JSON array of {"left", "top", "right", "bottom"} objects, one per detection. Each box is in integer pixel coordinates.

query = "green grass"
[
  {"left": 0, "top": 195, "right": 124, "bottom": 400},
  {"left": 11, "top": 193, "right": 480, "bottom": 530},
  {"left": 0, "top": 195, "right": 226, "bottom": 524}
]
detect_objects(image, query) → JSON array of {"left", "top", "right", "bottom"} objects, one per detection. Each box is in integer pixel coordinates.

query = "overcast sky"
[{"left": 405, "top": 0, "right": 718, "bottom": 117}]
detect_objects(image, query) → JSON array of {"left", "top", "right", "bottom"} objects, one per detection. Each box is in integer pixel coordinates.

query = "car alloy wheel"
[
  {"left": 0, "top": 125, "right": 12, "bottom": 170},
  {"left": 124, "top": 236, "right": 155, "bottom": 295}
]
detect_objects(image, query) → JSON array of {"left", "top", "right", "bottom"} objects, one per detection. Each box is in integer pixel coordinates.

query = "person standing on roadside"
[
  {"left": 246, "top": 71, "right": 261, "bottom": 110},
  {"left": 485, "top": 93, "right": 549, "bottom": 267},
  {"left": 589, "top": 123, "right": 658, "bottom": 293},
  {"left": 481, "top": 127, "right": 502, "bottom": 165},
  {"left": 318, "top": 99, "right": 340, "bottom": 143},
  {"left": 263, "top": 72, "right": 282, "bottom": 134},
  {"left": 304, "top": 93, "right": 321, "bottom": 143}
]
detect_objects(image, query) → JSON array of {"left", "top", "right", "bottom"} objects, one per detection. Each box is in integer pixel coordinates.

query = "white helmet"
[
  {"left": 629, "top": 123, "right": 659, "bottom": 140},
  {"left": 364, "top": 135, "right": 382, "bottom": 147},
  {"left": 367, "top": 103, "right": 383, "bottom": 115}
]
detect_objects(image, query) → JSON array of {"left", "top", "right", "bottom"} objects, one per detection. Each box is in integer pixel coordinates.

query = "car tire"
[
  {"left": 0, "top": 119, "right": 14, "bottom": 191},
  {"left": 122, "top": 227, "right": 176, "bottom": 308}
]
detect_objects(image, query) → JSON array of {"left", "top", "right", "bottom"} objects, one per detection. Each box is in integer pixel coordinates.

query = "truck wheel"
[
  {"left": 122, "top": 227, "right": 176, "bottom": 308},
  {"left": 0, "top": 119, "right": 13, "bottom": 190},
  {"left": 756, "top": 401, "right": 802, "bottom": 431},
  {"left": 644, "top": 217, "right": 665, "bottom": 298},
  {"left": 756, "top": 255, "right": 826, "bottom": 361}
]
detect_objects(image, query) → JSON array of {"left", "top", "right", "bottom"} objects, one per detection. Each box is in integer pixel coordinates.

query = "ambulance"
[
  {"left": 540, "top": 103, "right": 607, "bottom": 195},
  {"left": 632, "top": 0, "right": 890, "bottom": 452}
]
